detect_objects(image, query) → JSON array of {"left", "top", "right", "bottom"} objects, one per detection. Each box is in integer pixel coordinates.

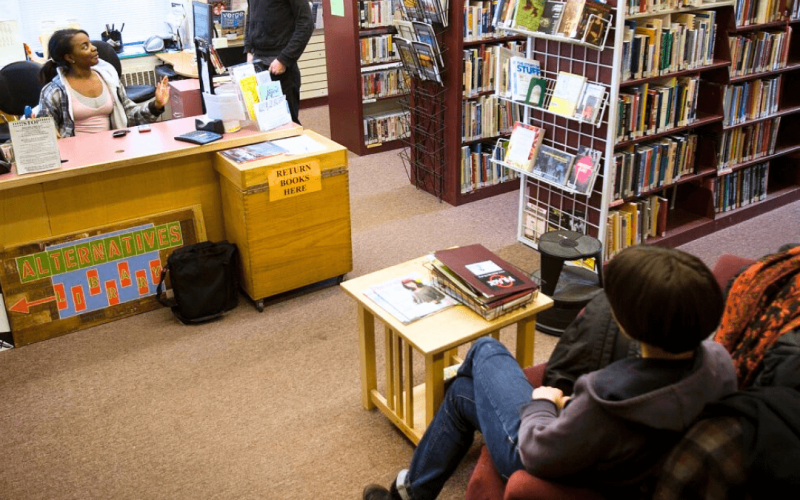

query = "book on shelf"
[
  {"left": 576, "top": 0, "right": 611, "bottom": 45},
  {"left": 533, "top": 145, "right": 575, "bottom": 185},
  {"left": 548, "top": 71, "right": 587, "bottom": 117},
  {"left": 430, "top": 245, "right": 539, "bottom": 319},
  {"left": 412, "top": 40, "right": 443, "bottom": 83},
  {"left": 514, "top": 0, "right": 547, "bottom": 32},
  {"left": 525, "top": 76, "right": 547, "bottom": 107},
  {"left": 393, "top": 19, "right": 416, "bottom": 40},
  {"left": 364, "top": 272, "right": 457, "bottom": 324},
  {"left": 524, "top": 203, "right": 549, "bottom": 242},
  {"left": 509, "top": 55, "right": 542, "bottom": 102},
  {"left": 536, "top": 0, "right": 565, "bottom": 35},
  {"left": 412, "top": 21, "right": 444, "bottom": 66},
  {"left": 573, "top": 82, "right": 605, "bottom": 123},
  {"left": 548, "top": 207, "right": 587, "bottom": 233},
  {"left": 556, "top": 0, "right": 586, "bottom": 39},
  {"left": 505, "top": 121, "right": 546, "bottom": 171},
  {"left": 394, "top": 37, "right": 423, "bottom": 80},
  {"left": 565, "top": 146, "right": 602, "bottom": 194}
]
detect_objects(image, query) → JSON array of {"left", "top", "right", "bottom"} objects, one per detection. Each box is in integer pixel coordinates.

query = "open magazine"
[{"left": 364, "top": 272, "right": 456, "bottom": 324}]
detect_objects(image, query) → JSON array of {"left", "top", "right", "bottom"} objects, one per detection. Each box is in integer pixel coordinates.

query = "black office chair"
[
  {"left": 0, "top": 60, "right": 44, "bottom": 143},
  {"left": 93, "top": 40, "right": 156, "bottom": 104}
]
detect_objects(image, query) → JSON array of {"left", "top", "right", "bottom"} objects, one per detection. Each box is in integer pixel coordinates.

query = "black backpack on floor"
[{"left": 156, "top": 241, "right": 240, "bottom": 324}]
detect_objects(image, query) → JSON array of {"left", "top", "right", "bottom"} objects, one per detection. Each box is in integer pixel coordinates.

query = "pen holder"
[{"left": 101, "top": 30, "right": 123, "bottom": 52}]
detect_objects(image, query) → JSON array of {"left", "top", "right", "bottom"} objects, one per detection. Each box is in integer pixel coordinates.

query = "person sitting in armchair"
[{"left": 363, "top": 245, "right": 737, "bottom": 500}]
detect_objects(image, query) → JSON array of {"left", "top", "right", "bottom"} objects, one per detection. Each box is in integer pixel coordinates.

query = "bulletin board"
[{"left": 0, "top": 206, "right": 206, "bottom": 347}]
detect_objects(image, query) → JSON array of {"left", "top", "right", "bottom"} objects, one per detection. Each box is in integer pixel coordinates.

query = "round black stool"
[{"left": 532, "top": 230, "right": 604, "bottom": 337}]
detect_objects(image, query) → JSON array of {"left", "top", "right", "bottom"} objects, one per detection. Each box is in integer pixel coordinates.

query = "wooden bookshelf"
[{"left": 321, "top": 2, "right": 409, "bottom": 155}]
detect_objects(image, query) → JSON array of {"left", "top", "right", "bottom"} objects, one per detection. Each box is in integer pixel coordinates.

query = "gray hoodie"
[{"left": 518, "top": 340, "right": 737, "bottom": 492}]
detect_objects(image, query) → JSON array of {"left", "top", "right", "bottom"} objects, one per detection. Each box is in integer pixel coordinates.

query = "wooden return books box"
[{"left": 214, "top": 130, "right": 353, "bottom": 310}]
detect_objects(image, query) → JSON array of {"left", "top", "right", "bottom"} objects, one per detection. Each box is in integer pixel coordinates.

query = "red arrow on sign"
[{"left": 9, "top": 296, "right": 57, "bottom": 314}]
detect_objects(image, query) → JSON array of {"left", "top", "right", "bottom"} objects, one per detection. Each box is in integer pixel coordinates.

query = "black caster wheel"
[{"left": 255, "top": 300, "right": 265, "bottom": 312}]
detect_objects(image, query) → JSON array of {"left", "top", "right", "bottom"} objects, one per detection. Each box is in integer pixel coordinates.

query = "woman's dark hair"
[
  {"left": 604, "top": 245, "right": 724, "bottom": 353},
  {"left": 39, "top": 29, "right": 90, "bottom": 84}
]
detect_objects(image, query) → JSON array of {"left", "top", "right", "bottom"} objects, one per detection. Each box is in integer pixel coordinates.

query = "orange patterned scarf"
[{"left": 714, "top": 245, "right": 800, "bottom": 389}]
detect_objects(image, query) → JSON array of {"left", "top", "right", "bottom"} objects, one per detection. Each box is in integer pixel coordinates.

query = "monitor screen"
[{"left": 192, "top": 1, "right": 213, "bottom": 43}]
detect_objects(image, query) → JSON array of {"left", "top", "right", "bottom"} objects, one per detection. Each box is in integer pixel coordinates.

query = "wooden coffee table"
[{"left": 340, "top": 254, "right": 553, "bottom": 444}]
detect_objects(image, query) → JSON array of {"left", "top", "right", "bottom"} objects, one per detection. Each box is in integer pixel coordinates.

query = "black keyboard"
[{"left": 174, "top": 130, "right": 223, "bottom": 145}]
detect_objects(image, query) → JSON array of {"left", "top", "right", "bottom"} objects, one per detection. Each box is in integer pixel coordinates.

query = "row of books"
[
  {"left": 616, "top": 76, "right": 700, "bottom": 141},
  {"left": 429, "top": 245, "right": 538, "bottom": 320},
  {"left": 464, "top": 45, "right": 502, "bottom": 96},
  {"left": 363, "top": 110, "right": 410, "bottom": 145},
  {"left": 735, "top": 0, "right": 784, "bottom": 27},
  {"left": 494, "top": 0, "right": 613, "bottom": 47},
  {"left": 624, "top": 0, "right": 702, "bottom": 16},
  {"left": 612, "top": 133, "right": 698, "bottom": 200},
  {"left": 359, "top": 0, "right": 397, "bottom": 28},
  {"left": 791, "top": 0, "right": 800, "bottom": 20},
  {"left": 713, "top": 162, "right": 769, "bottom": 213},
  {"left": 361, "top": 65, "right": 409, "bottom": 100},
  {"left": 721, "top": 75, "right": 781, "bottom": 127},
  {"left": 460, "top": 142, "right": 520, "bottom": 193},
  {"left": 462, "top": 96, "right": 523, "bottom": 142},
  {"left": 621, "top": 11, "right": 717, "bottom": 82},
  {"left": 606, "top": 196, "right": 668, "bottom": 258},
  {"left": 360, "top": 34, "right": 399, "bottom": 65},
  {"left": 523, "top": 204, "right": 588, "bottom": 243},
  {"left": 717, "top": 116, "right": 781, "bottom": 169},
  {"left": 728, "top": 28, "right": 791, "bottom": 78},
  {"left": 503, "top": 122, "right": 603, "bottom": 195},
  {"left": 463, "top": 0, "right": 500, "bottom": 41}
]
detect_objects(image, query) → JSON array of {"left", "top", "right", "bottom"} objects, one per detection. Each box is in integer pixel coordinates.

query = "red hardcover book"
[{"left": 433, "top": 244, "right": 539, "bottom": 300}]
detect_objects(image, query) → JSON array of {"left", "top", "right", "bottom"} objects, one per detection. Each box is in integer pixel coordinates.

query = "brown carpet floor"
[{"left": 0, "top": 105, "right": 798, "bottom": 499}]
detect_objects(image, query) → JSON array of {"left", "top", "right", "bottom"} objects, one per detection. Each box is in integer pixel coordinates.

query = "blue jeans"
[{"left": 405, "top": 338, "right": 533, "bottom": 500}]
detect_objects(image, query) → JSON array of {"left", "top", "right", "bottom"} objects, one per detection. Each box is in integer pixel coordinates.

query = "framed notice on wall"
[{"left": 0, "top": 206, "right": 206, "bottom": 347}]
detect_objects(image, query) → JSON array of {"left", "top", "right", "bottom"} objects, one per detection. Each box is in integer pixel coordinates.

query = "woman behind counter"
[{"left": 37, "top": 29, "right": 170, "bottom": 138}]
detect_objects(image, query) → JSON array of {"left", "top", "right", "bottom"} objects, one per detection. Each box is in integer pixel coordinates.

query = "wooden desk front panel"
[
  {"left": 42, "top": 153, "right": 225, "bottom": 243},
  {"left": 1, "top": 154, "right": 225, "bottom": 249},
  {"left": 219, "top": 171, "right": 353, "bottom": 300}
]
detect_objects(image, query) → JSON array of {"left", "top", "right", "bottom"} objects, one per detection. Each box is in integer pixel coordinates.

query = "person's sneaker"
[{"left": 362, "top": 481, "right": 402, "bottom": 500}]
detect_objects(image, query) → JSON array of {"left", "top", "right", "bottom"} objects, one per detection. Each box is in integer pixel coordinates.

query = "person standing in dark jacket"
[{"left": 244, "top": 0, "right": 314, "bottom": 124}]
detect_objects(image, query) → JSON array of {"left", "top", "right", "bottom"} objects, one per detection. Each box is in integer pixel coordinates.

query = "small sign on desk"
[{"left": 8, "top": 117, "right": 61, "bottom": 175}]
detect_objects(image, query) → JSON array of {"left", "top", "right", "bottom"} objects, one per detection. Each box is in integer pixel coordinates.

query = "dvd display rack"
[
  {"left": 502, "top": 0, "right": 800, "bottom": 259},
  {"left": 323, "top": 1, "right": 410, "bottom": 155}
]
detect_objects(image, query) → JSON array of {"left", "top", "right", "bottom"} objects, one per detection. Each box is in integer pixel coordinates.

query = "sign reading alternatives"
[{"left": 0, "top": 207, "right": 205, "bottom": 346}]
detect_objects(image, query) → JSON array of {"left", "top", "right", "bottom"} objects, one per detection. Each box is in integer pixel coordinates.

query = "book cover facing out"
[
  {"left": 537, "top": 0, "right": 565, "bottom": 34},
  {"left": 514, "top": 0, "right": 547, "bottom": 32},
  {"left": 533, "top": 145, "right": 575, "bottom": 185},
  {"left": 434, "top": 244, "right": 538, "bottom": 299}
]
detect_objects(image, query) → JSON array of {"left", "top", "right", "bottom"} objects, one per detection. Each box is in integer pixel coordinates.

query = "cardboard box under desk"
[{"left": 214, "top": 130, "right": 353, "bottom": 301}]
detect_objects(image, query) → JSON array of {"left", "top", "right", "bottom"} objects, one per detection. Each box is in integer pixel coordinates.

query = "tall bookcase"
[
  {"left": 501, "top": 0, "right": 800, "bottom": 258},
  {"left": 322, "top": 2, "right": 410, "bottom": 155}
]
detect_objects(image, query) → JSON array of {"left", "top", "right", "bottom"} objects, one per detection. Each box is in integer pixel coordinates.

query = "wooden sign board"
[{"left": 0, "top": 206, "right": 206, "bottom": 347}]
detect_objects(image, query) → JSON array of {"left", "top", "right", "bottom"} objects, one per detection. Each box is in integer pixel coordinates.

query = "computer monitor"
[{"left": 192, "top": 1, "right": 213, "bottom": 43}]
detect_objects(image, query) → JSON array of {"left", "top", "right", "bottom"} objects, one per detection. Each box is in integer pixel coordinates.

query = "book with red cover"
[{"left": 433, "top": 244, "right": 539, "bottom": 300}]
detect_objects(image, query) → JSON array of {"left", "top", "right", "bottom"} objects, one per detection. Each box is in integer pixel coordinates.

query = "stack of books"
[{"left": 430, "top": 244, "right": 539, "bottom": 320}]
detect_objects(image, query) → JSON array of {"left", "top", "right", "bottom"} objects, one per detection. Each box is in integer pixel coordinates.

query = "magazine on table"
[{"left": 364, "top": 272, "right": 457, "bottom": 324}]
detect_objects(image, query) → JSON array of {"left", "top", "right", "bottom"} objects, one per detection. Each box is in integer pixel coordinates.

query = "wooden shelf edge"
[
  {"left": 731, "top": 19, "right": 789, "bottom": 32},
  {"left": 722, "top": 105, "right": 800, "bottom": 130},
  {"left": 626, "top": 1, "right": 735, "bottom": 20},
  {"left": 729, "top": 61, "right": 800, "bottom": 83},
  {"left": 615, "top": 114, "right": 723, "bottom": 149},
  {"left": 620, "top": 60, "right": 731, "bottom": 88}
]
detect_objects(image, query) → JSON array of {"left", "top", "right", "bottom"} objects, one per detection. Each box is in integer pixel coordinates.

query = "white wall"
[{"left": 15, "top": 0, "right": 174, "bottom": 53}]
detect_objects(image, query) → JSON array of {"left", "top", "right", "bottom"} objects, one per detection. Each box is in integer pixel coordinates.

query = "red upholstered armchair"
[{"left": 465, "top": 254, "right": 756, "bottom": 500}]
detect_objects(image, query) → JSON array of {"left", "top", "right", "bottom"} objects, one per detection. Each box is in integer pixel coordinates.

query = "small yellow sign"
[{"left": 268, "top": 160, "right": 322, "bottom": 201}]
